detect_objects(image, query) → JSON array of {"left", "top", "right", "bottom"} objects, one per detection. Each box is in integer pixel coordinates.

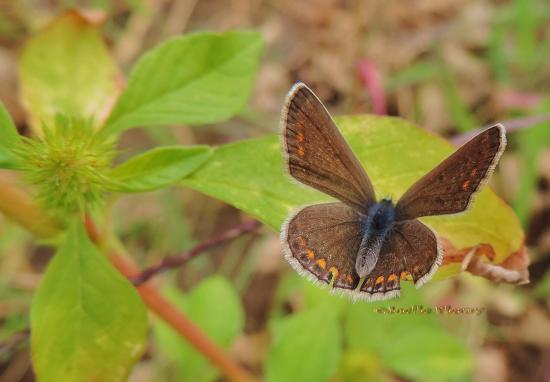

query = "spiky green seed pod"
[{"left": 13, "top": 115, "right": 116, "bottom": 218}]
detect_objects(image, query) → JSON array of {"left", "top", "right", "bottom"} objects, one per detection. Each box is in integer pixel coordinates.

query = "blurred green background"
[{"left": 0, "top": 0, "right": 549, "bottom": 381}]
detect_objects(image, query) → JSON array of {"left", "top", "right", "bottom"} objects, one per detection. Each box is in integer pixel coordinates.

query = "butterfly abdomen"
[{"left": 356, "top": 200, "right": 396, "bottom": 278}]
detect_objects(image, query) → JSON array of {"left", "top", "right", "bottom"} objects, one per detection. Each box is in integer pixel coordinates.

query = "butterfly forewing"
[
  {"left": 395, "top": 125, "right": 506, "bottom": 220},
  {"left": 282, "top": 83, "right": 376, "bottom": 213},
  {"left": 282, "top": 203, "right": 363, "bottom": 291},
  {"left": 359, "top": 219, "right": 442, "bottom": 298}
]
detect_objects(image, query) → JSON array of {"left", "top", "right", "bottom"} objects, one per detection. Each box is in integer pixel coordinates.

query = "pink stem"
[{"left": 357, "top": 59, "right": 387, "bottom": 115}]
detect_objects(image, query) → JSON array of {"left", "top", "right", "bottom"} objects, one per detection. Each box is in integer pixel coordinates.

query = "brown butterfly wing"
[
  {"left": 359, "top": 219, "right": 442, "bottom": 299},
  {"left": 282, "top": 202, "right": 363, "bottom": 291},
  {"left": 395, "top": 125, "right": 506, "bottom": 221},
  {"left": 282, "top": 83, "right": 376, "bottom": 213}
]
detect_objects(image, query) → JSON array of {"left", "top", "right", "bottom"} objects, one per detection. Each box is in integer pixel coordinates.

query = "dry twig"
[{"left": 131, "top": 219, "right": 262, "bottom": 286}]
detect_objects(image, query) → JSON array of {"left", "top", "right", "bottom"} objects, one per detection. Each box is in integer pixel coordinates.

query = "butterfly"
[{"left": 280, "top": 82, "right": 506, "bottom": 301}]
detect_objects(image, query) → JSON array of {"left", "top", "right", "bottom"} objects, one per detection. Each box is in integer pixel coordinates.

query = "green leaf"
[
  {"left": 338, "top": 350, "right": 391, "bottom": 382},
  {"left": 438, "top": 62, "right": 479, "bottom": 132},
  {"left": 154, "top": 276, "right": 244, "bottom": 382},
  {"left": 182, "top": 115, "right": 524, "bottom": 280},
  {"left": 272, "top": 274, "right": 347, "bottom": 328},
  {"left": 385, "top": 61, "right": 438, "bottom": 91},
  {"left": 102, "top": 31, "right": 264, "bottom": 135},
  {"left": 513, "top": 99, "right": 550, "bottom": 225},
  {"left": 344, "top": 284, "right": 472, "bottom": 381},
  {"left": 19, "top": 11, "right": 119, "bottom": 132},
  {"left": 30, "top": 220, "right": 148, "bottom": 382},
  {"left": 535, "top": 269, "right": 550, "bottom": 298},
  {"left": 0, "top": 102, "right": 21, "bottom": 169},
  {"left": 108, "top": 145, "right": 212, "bottom": 193},
  {"left": 0, "top": 149, "right": 18, "bottom": 170},
  {"left": 265, "top": 307, "right": 341, "bottom": 382},
  {"left": 488, "top": 20, "right": 509, "bottom": 83},
  {"left": 514, "top": 0, "right": 538, "bottom": 70},
  {"left": 513, "top": 123, "right": 548, "bottom": 225},
  {"left": 0, "top": 102, "right": 20, "bottom": 148}
]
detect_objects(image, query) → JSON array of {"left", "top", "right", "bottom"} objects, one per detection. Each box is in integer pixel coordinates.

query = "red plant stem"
[
  {"left": 84, "top": 216, "right": 255, "bottom": 382},
  {"left": 132, "top": 220, "right": 261, "bottom": 285}
]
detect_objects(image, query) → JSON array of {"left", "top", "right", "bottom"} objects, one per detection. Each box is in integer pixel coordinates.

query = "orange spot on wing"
[
  {"left": 462, "top": 180, "right": 471, "bottom": 191},
  {"left": 400, "top": 271, "right": 409, "bottom": 280},
  {"left": 297, "top": 132, "right": 305, "bottom": 142},
  {"left": 375, "top": 276, "right": 384, "bottom": 285},
  {"left": 298, "top": 147, "right": 305, "bottom": 157},
  {"left": 346, "top": 275, "right": 354, "bottom": 284},
  {"left": 329, "top": 266, "right": 339, "bottom": 279},
  {"left": 306, "top": 250, "right": 315, "bottom": 260},
  {"left": 387, "top": 274, "right": 398, "bottom": 282},
  {"left": 316, "top": 258, "right": 326, "bottom": 270}
]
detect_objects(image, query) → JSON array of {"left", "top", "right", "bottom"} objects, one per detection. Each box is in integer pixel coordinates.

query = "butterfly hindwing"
[
  {"left": 395, "top": 125, "right": 506, "bottom": 220},
  {"left": 282, "top": 83, "right": 376, "bottom": 213},
  {"left": 359, "top": 219, "right": 442, "bottom": 299},
  {"left": 282, "top": 202, "right": 363, "bottom": 291}
]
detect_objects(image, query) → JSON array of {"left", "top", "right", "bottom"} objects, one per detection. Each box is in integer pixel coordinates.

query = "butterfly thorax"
[
  {"left": 355, "top": 199, "right": 396, "bottom": 278},
  {"left": 362, "top": 198, "right": 396, "bottom": 238}
]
